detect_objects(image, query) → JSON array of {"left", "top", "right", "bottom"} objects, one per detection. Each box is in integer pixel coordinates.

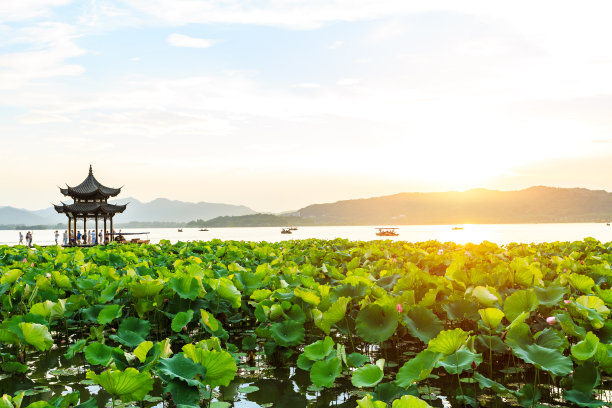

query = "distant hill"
[
  {"left": 0, "top": 197, "right": 256, "bottom": 228},
  {"left": 188, "top": 213, "right": 313, "bottom": 228},
  {"left": 295, "top": 186, "right": 612, "bottom": 225}
]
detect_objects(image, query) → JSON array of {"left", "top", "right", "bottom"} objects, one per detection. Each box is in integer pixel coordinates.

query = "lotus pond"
[{"left": 0, "top": 238, "right": 610, "bottom": 408}]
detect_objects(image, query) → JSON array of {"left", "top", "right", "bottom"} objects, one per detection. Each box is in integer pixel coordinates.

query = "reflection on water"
[{"left": 1, "top": 223, "right": 612, "bottom": 246}]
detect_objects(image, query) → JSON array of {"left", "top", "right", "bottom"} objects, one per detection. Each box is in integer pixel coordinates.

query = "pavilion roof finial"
[{"left": 89, "top": 164, "right": 93, "bottom": 175}]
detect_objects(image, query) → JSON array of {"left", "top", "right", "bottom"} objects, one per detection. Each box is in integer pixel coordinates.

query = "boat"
[
  {"left": 452, "top": 226, "right": 464, "bottom": 230},
  {"left": 178, "top": 229, "right": 183, "bottom": 232},
  {"left": 281, "top": 228, "right": 292, "bottom": 234},
  {"left": 289, "top": 226, "right": 298, "bottom": 231},
  {"left": 199, "top": 228, "right": 209, "bottom": 231},
  {"left": 376, "top": 227, "right": 399, "bottom": 236}
]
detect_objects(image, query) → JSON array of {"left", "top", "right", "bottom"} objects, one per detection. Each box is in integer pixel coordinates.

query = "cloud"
[
  {"left": 327, "top": 40, "right": 344, "bottom": 50},
  {"left": 336, "top": 78, "right": 360, "bottom": 86},
  {"left": 167, "top": 33, "right": 215, "bottom": 48},
  {"left": 0, "top": 0, "right": 74, "bottom": 22}
]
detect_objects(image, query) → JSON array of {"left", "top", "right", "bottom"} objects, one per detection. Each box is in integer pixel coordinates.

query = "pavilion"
[{"left": 54, "top": 165, "right": 127, "bottom": 245}]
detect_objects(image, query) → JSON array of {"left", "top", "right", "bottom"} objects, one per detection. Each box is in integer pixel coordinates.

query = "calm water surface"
[{"left": 2, "top": 223, "right": 612, "bottom": 246}]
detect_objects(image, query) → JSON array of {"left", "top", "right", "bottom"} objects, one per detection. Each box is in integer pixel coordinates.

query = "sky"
[{"left": 2, "top": 1, "right": 612, "bottom": 213}]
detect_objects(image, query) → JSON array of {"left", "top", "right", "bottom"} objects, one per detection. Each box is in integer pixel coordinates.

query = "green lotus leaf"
[
  {"left": 395, "top": 350, "right": 441, "bottom": 387},
  {"left": 84, "top": 342, "right": 114, "bottom": 366},
  {"left": 313, "top": 296, "right": 350, "bottom": 334},
  {"left": 293, "top": 287, "right": 320, "bottom": 305},
  {"left": 572, "top": 332, "right": 600, "bottom": 360},
  {"left": 435, "top": 349, "right": 482, "bottom": 375},
  {"left": 593, "top": 343, "right": 612, "bottom": 375},
  {"left": 512, "top": 344, "right": 573, "bottom": 376},
  {"left": 157, "top": 354, "right": 207, "bottom": 387},
  {"left": 478, "top": 308, "right": 505, "bottom": 330},
  {"left": 86, "top": 368, "right": 153, "bottom": 402},
  {"left": 73, "top": 398, "right": 97, "bottom": 408},
  {"left": 391, "top": 395, "right": 433, "bottom": 408},
  {"left": 356, "top": 394, "right": 389, "bottom": 408},
  {"left": 269, "top": 304, "right": 283, "bottom": 320},
  {"left": 333, "top": 283, "right": 368, "bottom": 298},
  {"left": 1, "top": 269, "right": 22, "bottom": 284},
  {"left": 18, "top": 323, "right": 53, "bottom": 351},
  {"left": 473, "top": 372, "right": 512, "bottom": 395},
  {"left": 556, "top": 311, "right": 586, "bottom": 339},
  {"left": 403, "top": 306, "right": 443, "bottom": 343},
  {"left": 516, "top": 384, "right": 541, "bottom": 408},
  {"left": 270, "top": 320, "right": 305, "bottom": 347},
  {"left": 352, "top": 364, "right": 384, "bottom": 388},
  {"left": 534, "top": 285, "right": 568, "bottom": 307},
  {"left": 30, "top": 301, "right": 54, "bottom": 320},
  {"left": 534, "top": 328, "right": 566, "bottom": 351},
  {"left": 181, "top": 346, "right": 237, "bottom": 388},
  {"left": 1, "top": 361, "right": 27, "bottom": 373},
  {"left": 347, "top": 352, "right": 370, "bottom": 368},
  {"left": 505, "top": 323, "right": 532, "bottom": 350},
  {"left": 297, "top": 353, "right": 315, "bottom": 371},
  {"left": 303, "top": 336, "right": 335, "bottom": 361},
  {"left": 471, "top": 286, "right": 499, "bottom": 307},
  {"left": 372, "top": 383, "right": 411, "bottom": 405},
  {"left": 574, "top": 296, "right": 610, "bottom": 329},
  {"left": 476, "top": 335, "right": 508, "bottom": 353},
  {"left": 200, "top": 309, "right": 220, "bottom": 332},
  {"left": 562, "top": 390, "right": 607, "bottom": 408},
  {"left": 169, "top": 275, "right": 202, "bottom": 301},
  {"left": 210, "top": 278, "right": 241, "bottom": 308},
  {"left": 443, "top": 299, "right": 479, "bottom": 321},
  {"left": 129, "top": 278, "right": 163, "bottom": 299},
  {"left": 64, "top": 339, "right": 87, "bottom": 359},
  {"left": 164, "top": 379, "right": 199, "bottom": 408},
  {"left": 568, "top": 274, "right": 595, "bottom": 294},
  {"left": 110, "top": 317, "right": 151, "bottom": 348},
  {"left": 507, "top": 311, "right": 530, "bottom": 330},
  {"left": 427, "top": 328, "right": 469, "bottom": 355},
  {"left": 356, "top": 304, "right": 398, "bottom": 343},
  {"left": 97, "top": 304, "right": 123, "bottom": 325},
  {"left": 572, "top": 361, "right": 600, "bottom": 394},
  {"left": 503, "top": 290, "right": 538, "bottom": 322},
  {"left": 171, "top": 310, "right": 194, "bottom": 333},
  {"left": 310, "top": 357, "right": 342, "bottom": 388},
  {"left": 285, "top": 304, "right": 307, "bottom": 324},
  {"left": 133, "top": 341, "right": 154, "bottom": 363},
  {"left": 250, "top": 289, "right": 272, "bottom": 302}
]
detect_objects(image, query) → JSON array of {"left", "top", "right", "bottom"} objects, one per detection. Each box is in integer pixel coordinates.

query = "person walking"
[
  {"left": 54, "top": 230, "right": 59, "bottom": 245},
  {"left": 77, "top": 230, "right": 82, "bottom": 245},
  {"left": 25, "top": 231, "right": 32, "bottom": 247},
  {"left": 18, "top": 232, "right": 23, "bottom": 245}
]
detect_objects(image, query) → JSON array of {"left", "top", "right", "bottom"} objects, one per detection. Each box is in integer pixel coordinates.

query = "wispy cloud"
[{"left": 167, "top": 33, "right": 215, "bottom": 48}]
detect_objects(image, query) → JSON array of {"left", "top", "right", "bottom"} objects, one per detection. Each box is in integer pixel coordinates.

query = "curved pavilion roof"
[
  {"left": 60, "top": 165, "right": 122, "bottom": 198},
  {"left": 54, "top": 202, "right": 127, "bottom": 216}
]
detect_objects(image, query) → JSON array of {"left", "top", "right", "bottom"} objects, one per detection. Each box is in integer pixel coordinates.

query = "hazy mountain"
[
  {"left": 295, "top": 186, "right": 612, "bottom": 225},
  {"left": 0, "top": 197, "right": 256, "bottom": 227}
]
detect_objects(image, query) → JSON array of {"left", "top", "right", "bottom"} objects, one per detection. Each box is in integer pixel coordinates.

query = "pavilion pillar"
[
  {"left": 84, "top": 217, "right": 87, "bottom": 245},
  {"left": 95, "top": 215, "right": 99, "bottom": 245},
  {"left": 110, "top": 216, "right": 114, "bottom": 242},
  {"left": 67, "top": 217, "right": 71, "bottom": 246},
  {"left": 104, "top": 217, "right": 107, "bottom": 244},
  {"left": 73, "top": 215, "right": 77, "bottom": 246}
]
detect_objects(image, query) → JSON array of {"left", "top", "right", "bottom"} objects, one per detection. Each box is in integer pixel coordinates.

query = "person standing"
[
  {"left": 77, "top": 230, "right": 81, "bottom": 245},
  {"left": 91, "top": 230, "right": 96, "bottom": 244},
  {"left": 98, "top": 230, "right": 103, "bottom": 245},
  {"left": 54, "top": 230, "right": 59, "bottom": 245},
  {"left": 63, "top": 230, "right": 67, "bottom": 246},
  {"left": 18, "top": 232, "right": 23, "bottom": 245}
]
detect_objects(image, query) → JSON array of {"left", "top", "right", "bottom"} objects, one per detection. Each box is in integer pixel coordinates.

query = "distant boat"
[
  {"left": 376, "top": 227, "right": 399, "bottom": 236},
  {"left": 452, "top": 226, "right": 464, "bottom": 230},
  {"left": 199, "top": 228, "right": 208, "bottom": 231},
  {"left": 281, "top": 228, "right": 292, "bottom": 234},
  {"left": 289, "top": 226, "right": 298, "bottom": 231},
  {"left": 178, "top": 229, "right": 183, "bottom": 232},
  {"left": 607, "top": 222, "right": 610, "bottom": 226}
]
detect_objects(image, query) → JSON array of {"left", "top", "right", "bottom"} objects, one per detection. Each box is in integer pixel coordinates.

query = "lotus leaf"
[
  {"left": 157, "top": 354, "right": 207, "bottom": 387},
  {"left": 574, "top": 295, "right": 610, "bottom": 329},
  {"left": 347, "top": 352, "right": 370, "bottom": 368},
  {"left": 284, "top": 304, "right": 307, "bottom": 324},
  {"left": 569, "top": 274, "right": 595, "bottom": 294},
  {"left": 471, "top": 286, "right": 499, "bottom": 307},
  {"left": 200, "top": 309, "right": 220, "bottom": 331},
  {"left": 129, "top": 278, "right": 163, "bottom": 298},
  {"left": 503, "top": 290, "right": 538, "bottom": 322},
  {"left": 87, "top": 368, "right": 153, "bottom": 402},
  {"left": 181, "top": 345, "right": 237, "bottom": 387},
  {"left": 356, "top": 304, "right": 398, "bottom": 343},
  {"left": 297, "top": 354, "right": 315, "bottom": 371},
  {"left": 303, "top": 336, "right": 335, "bottom": 361},
  {"left": 165, "top": 379, "right": 201, "bottom": 408},
  {"left": 293, "top": 287, "right": 320, "bottom": 305},
  {"left": 505, "top": 323, "right": 532, "bottom": 350},
  {"left": 512, "top": 343, "right": 572, "bottom": 376},
  {"left": 1, "top": 269, "right": 22, "bottom": 284},
  {"left": 97, "top": 304, "right": 123, "bottom": 325},
  {"left": 562, "top": 390, "right": 607, "bottom": 408},
  {"left": 391, "top": 395, "right": 433, "bottom": 408},
  {"left": 478, "top": 308, "right": 505, "bottom": 330},
  {"left": 133, "top": 341, "right": 153, "bottom": 363},
  {"left": 516, "top": 384, "right": 541, "bottom": 408},
  {"left": 310, "top": 357, "right": 342, "bottom": 388},
  {"left": 270, "top": 320, "right": 305, "bottom": 347},
  {"left": 84, "top": 342, "right": 114, "bottom": 366},
  {"left": 352, "top": 364, "right": 384, "bottom": 388},
  {"left": 356, "top": 394, "right": 389, "bottom": 408},
  {"left": 534, "top": 328, "right": 566, "bottom": 351},
  {"left": 556, "top": 311, "right": 587, "bottom": 339},
  {"left": 572, "top": 361, "right": 600, "bottom": 394},
  {"left": 171, "top": 310, "right": 194, "bottom": 333},
  {"left": 472, "top": 372, "right": 512, "bottom": 395},
  {"left": 476, "top": 335, "right": 507, "bottom": 353},
  {"left": 313, "top": 296, "right": 350, "bottom": 334},
  {"left": 210, "top": 278, "right": 241, "bottom": 308},
  {"left": 443, "top": 299, "right": 479, "bottom": 321},
  {"left": 427, "top": 328, "right": 469, "bottom": 355},
  {"left": 571, "top": 332, "right": 600, "bottom": 360},
  {"left": 395, "top": 350, "right": 441, "bottom": 387},
  {"left": 169, "top": 275, "right": 202, "bottom": 300},
  {"left": 18, "top": 323, "right": 53, "bottom": 351},
  {"left": 436, "top": 349, "right": 482, "bottom": 375},
  {"left": 371, "top": 383, "right": 412, "bottom": 405},
  {"left": 533, "top": 284, "right": 567, "bottom": 307},
  {"left": 403, "top": 306, "right": 443, "bottom": 343},
  {"left": 110, "top": 317, "right": 150, "bottom": 348},
  {"left": 1, "top": 362, "right": 27, "bottom": 374}
]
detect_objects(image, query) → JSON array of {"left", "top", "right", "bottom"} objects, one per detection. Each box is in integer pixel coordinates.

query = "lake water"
[{"left": 2, "top": 223, "right": 612, "bottom": 246}]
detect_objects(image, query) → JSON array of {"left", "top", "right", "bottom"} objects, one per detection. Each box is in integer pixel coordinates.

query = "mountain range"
[{"left": 3, "top": 186, "right": 612, "bottom": 228}]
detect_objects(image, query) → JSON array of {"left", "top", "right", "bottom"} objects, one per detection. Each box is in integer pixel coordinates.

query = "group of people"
[
  {"left": 18, "top": 229, "right": 122, "bottom": 246},
  {"left": 18, "top": 231, "right": 34, "bottom": 247}
]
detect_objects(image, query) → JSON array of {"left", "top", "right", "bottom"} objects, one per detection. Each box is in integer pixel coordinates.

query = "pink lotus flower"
[
  {"left": 30, "top": 263, "right": 34, "bottom": 267},
  {"left": 563, "top": 268, "right": 567, "bottom": 272},
  {"left": 22, "top": 258, "right": 27, "bottom": 263},
  {"left": 396, "top": 303, "right": 403, "bottom": 313},
  {"left": 546, "top": 316, "right": 557, "bottom": 325},
  {"left": 45, "top": 273, "right": 51, "bottom": 278},
  {"left": 580, "top": 260, "right": 584, "bottom": 265},
  {"left": 564, "top": 299, "right": 571, "bottom": 304},
  {"left": 437, "top": 249, "right": 443, "bottom": 255},
  {"left": 533, "top": 257, "right": 537, "bottom": 262}
]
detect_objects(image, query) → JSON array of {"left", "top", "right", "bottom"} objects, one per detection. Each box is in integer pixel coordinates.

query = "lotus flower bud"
[
  {"left": 437, "top": 249, "right": 443, "bottom": 255},
  {"left": 533, "top": 257, "right": 537, "bottom": 262},
  {"left": 396, "top": 303, "right": 403, "bottom": 313},
  {"left": 564, "top": 299, "right": 571, "bottom": 304},
  {"left": 163, "top": 298, "right": 168, "bottom": 303},
  {"left": 563, "top": 268, "right": 567, "bottom": 272},
  {"left": 471, "top": 361, "right": 477, "bottom": 370},
  {"left": 546, "top": 316, "right": 557, "bottom": 325},
  {"left": 31, "top": 263, "right": 34, "bottom": 267},
  {"left": 580, "top": 260, "right": 584, "bottom": 265},
  {"left": 46, "top": 273, "right": 51, "bottom": 278},
  {"left": 183, "top": 326, "right": 187, "bottom": 332},
  {"left": 23, "top": 258, "right": 27, "bottom": 263}
]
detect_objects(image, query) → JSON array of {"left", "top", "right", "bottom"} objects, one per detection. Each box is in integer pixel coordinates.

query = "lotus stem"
[
  {"left": 457, "top": 355, "right": 465, "bottom": 408},
  {"left": 488, "top": 328, "right": 493, "bottom": 377},
  {"left": 344, "top": 317, "right": 355, "bottom": 353},
  {"left": 531, "top": 368, "right": 538, "bottom": 408}
]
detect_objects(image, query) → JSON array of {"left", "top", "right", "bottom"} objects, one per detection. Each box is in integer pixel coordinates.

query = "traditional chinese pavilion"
[{"left": 54, "top": 165, "right": 127, "bottom": 245}]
